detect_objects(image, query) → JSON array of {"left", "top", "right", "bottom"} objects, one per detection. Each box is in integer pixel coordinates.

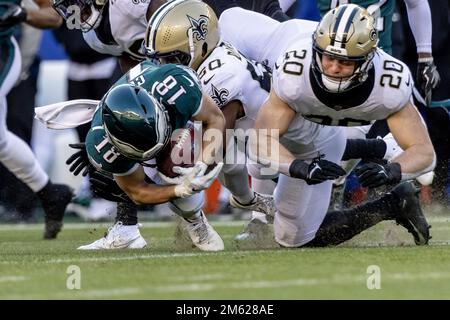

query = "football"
[{"left": 156, "top": 125, "right": 197, "bottom": 178}]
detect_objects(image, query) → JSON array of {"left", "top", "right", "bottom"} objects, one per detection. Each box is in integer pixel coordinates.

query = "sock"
[
  {"left": 183, "top": 210, "right": 202, "bottom": 223},
  {"left": 305, "top": 193, "right": 396, "bottom": 247},
  {"left": 115, "top": 202, "right": 138, "bottom": 225},
  {"left": 342, "top": 139, "right": 386, "bottom": 161},
  {"left": 222, "top": 170, "right": 254, "bottom": 204}
]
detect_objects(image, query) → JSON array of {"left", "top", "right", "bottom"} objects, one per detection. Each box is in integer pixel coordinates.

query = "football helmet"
[
  {"left": 101, "top": 84, "right": 171, "bottom": 161},
  {"left": 52, "top": 0, "right": 107, "bottom": 32},
  {"left": 312, "top": 4, "right": 378, "bottom": 93},
  {"left": 144, "top": 0, "right": 220, "bottom": 69}
]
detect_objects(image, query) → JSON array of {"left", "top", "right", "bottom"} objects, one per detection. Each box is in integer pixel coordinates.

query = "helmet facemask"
[
  {"left": 311, "top": 4, "right": 378, "bottom": 93},
  {"left": 52, "top": 0, "right": 107, "bottom": 32}
]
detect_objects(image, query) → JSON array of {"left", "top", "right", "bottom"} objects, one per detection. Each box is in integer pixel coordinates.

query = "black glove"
[
  {"left": 0, "top": 3, "right": 27, "bottom": 28},
  {"left": 89, "top": 170, "right": 133, "bottom": 203},
  {"left": 66, "top": 143, "right": 90, "bottom": 177},
  {"left": 355, "top": 162, "right": 401, "bottom": 188},
  {"left": 416, "top": 58, "right": 440, "bottom": 106},
  {"left": 289, "top": 155, "right": 346, "bottom": 185}
]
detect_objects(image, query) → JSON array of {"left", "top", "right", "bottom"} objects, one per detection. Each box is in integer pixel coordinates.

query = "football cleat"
[
  {"left": 229, "top": 192, "right": 275, "bottom": 217},
  {"left": 182, "top": 211, "right": 224, "bottom": 251},
  {"left": 235, "top": 217, "right": 272, "bottom": 242},
  {"left": 77, "top": 222, "right": 147, "bottom": 250},
  {"left": 391, "top": 182, "right": 431, "bottom": 245},
  {"left": 42, "top": 184, "right": 73, "bottom": 239}
]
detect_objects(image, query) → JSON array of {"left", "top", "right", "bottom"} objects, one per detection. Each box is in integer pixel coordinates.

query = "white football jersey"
[
  {"left": 220, "top": 7, "right": 318, "bottom": 70},
  {"left": 196, "top": 41, "right": 271, "bottom": 131},
  {"left": 83, "top": 0, "right": 148, "bottom": 59},
  {"left": 272, "top": 37, "right": 413, "bottom": 127}
]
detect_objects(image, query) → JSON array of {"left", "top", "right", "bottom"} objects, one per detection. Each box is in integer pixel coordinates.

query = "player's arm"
[
  {"left": 26, "top": 0, "right": 62, "bottom": 29},
  {"left": 250, "top": 89, "right": 296, "bottom": 175},
  {"left": 387, "top": 101, "right": 436, "bottom": 179},
  {"left": 114, "top": 167, "right": 180, "bottom": 205},
  {"left": 191, "top": 93, "right": 226, "bottom": 165},
  {"left": 250, "top": 89, "right": 346, "bottom": 184},
  {"left": 404, "top": 0, "right": 440, "bottom": 105}
]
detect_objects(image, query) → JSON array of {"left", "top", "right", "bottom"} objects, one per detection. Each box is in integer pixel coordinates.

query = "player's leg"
[
  {"left": 0, "top": 37, "right": 72, "bottom": 239},
  {"left": 305, "top": 181, "right": 431, "bottom": 246},
  {"left": 170, "top": 192, "right": 224, "bottom": 251},
  {"left": 221, "top": 143, "right": 275, "bottom": 217},
  {"left": 234, "top": 159, "right": 277, "bottom": 242}
]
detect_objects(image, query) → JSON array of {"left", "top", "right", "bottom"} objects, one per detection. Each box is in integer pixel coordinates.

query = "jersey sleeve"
[
  {"left": 86, "top": 110, "right": 138, "bottom": 176},
  {"left": 377, "top": 52, "right": 414, "bottom": 113},
  {"left": 271, "top": 51, "right": 304, "bottom": 109}
]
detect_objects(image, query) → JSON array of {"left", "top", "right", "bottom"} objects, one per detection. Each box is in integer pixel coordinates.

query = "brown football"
[{"left": 156, "top": 126, "right": 196, "bottom": 178}]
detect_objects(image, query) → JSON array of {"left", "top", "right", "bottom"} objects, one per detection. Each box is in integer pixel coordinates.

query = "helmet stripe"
[
  {"left": 145, "top": 0, "right": 187, "bottom": 54},
  {"left": 340, "top": 6, "right": 359, "bottom": 48},
  {"left": 333, "top": 5, "right": 359, "bottom": 47},
  {"left": 330, "top": 6, "right": 346, "bottom": 46}
]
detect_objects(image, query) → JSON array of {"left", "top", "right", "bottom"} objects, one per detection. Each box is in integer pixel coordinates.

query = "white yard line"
[{"left": 0, "top": 276, "right": 27, "bottom": 283}]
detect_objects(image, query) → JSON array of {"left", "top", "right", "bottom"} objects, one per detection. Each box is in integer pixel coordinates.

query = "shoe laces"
[
  {"left": 187, "top": 217, "right": 209, "bottom": 243},
  {"left": 105, "top": 221, "right": 123, "bottom": 240}
]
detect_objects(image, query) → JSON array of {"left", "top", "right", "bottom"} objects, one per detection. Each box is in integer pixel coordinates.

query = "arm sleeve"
[{"left": 404, "top": 0, "right": 432, "bottom": 54}]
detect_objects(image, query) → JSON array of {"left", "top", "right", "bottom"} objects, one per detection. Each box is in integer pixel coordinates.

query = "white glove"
[
  {"left": 157, "top": 171, "right": 185, "bottom": 185},
  {"left": 173, "top": 161, "right": 208, "bottom": 177},
  {"left": 174, "top": 162, "right": 223, "bottom": 198}
]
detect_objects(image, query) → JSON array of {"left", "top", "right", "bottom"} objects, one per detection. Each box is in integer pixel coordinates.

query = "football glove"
[
  {"left": 416, "top": 57, "right": 441, "bottom": 106},
  {"left": 0, "top": 2, "right": 27, "bottom": 28},
  {"left": 89, "top": 170, "right": 132, "bottom": 203},
  {"left": 174, "top": 162, "right": 223, "bottom": 198},
  {"left": 355, "top": 162, "right": 401, "bottom": 188},
  {"left": 288, "top": 155, "right": 346, "bottom": 185},
  {"left": 66, "top": 143, "right": 90, "bottom": 177}
]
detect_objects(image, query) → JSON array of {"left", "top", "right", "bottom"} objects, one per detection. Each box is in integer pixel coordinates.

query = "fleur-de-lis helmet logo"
[{"left": 187, "top": 14, "right": 209, "bottom": 41}]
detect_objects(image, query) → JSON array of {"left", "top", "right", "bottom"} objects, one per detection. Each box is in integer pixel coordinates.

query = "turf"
[{"left": 0, "top": 209, "right": 449, "bottom": 299}]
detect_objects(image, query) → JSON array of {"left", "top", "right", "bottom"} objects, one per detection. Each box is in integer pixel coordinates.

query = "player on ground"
[{"left": 249, "top": 4, "right": 434, "bottom": 247}]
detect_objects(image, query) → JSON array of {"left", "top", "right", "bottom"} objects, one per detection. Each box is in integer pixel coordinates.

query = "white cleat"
[
  {"left": 229, "top": 192, "right": 275, "bottom": 217},
  {"left": 77, "top": 222, "right": 147, "bottom": 250},
  {"left": 183, "top": 212, "right": 224, "bottom": 251}
]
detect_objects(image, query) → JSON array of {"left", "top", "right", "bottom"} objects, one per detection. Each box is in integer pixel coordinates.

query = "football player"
[
  {"left": 144, "top": 0, "right": 277, "bottom": 229},
  {"left": 0, "top": 0, "right": 72, "bottom": 239},
  {"left": 144, "top": 0, "right": 406, "bottom": 242},
  {"left": 75, "top": 60, "right": 226, "bottom": 251},
  {"left": 248, "top": 4, "right": 434, "bottom": 247},
  {"left": 316, "top": 0, "right": 440, "bottom": 106}
]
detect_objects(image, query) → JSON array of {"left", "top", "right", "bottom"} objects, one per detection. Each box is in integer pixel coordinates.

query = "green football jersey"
[
  {"left": 0, "top": 0, "right": 22, "bottom": 38},
  {"left": 85, "top": 60, "right": 203, "bottom": 175},
  {"left": 316, "top": 0, "right": 396, "bottom": 54}
]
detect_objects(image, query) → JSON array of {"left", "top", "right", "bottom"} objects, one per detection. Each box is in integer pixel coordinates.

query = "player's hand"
[
  {"left": 355, "top": 162, "right": 401, "bottom": 188},
  {"left": 289, "top": 155, "right": 346, "bottom": 185},
  {"left": 172, "top": 161, "right": 208, "bottom": 177},
  {"left": 66, "top": 143, "right": 90, "bottom": 176},
  {"left": 0, "top": 3, "right": 27, "bottom": 28},
  {"left": 416, "top": 58, "right": 440, "bottom": 106},
  {"left": 174, "top": 162, "right": 223, "bottom": 198},
  {"left": 89, "top": 170, "right": 132, "bottom": 203}
]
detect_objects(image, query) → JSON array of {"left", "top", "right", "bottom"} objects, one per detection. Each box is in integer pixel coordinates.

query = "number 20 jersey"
[{"left": 272, "top": 37, "right": 413, "bottom": 127}]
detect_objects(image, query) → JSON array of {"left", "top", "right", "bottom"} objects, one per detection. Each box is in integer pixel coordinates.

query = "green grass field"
[{"left": 1, "top": 207, "right": 450, "bottom": 299}]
